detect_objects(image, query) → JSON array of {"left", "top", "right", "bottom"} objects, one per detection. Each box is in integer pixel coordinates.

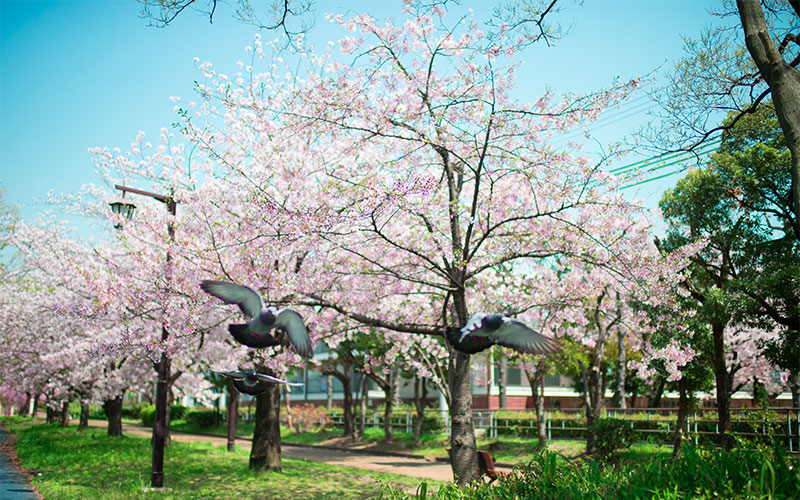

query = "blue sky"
[{"left": 1, "top": 0, "right": 723, "bottom": 231}]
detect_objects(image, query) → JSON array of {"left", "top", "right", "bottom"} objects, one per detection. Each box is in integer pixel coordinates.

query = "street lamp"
[{"left": 110, "top": 183, "right": 176, "bottom": 489}]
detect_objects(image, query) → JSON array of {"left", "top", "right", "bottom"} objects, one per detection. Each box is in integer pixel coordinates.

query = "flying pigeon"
[
  {"left": 445, "top": 313, "right": 560, "bottom": 355},
  {"left": 215, "top": 370, "right": 304, "bottom": 395},
  {"left": 200, "top": 280, "right": 314, "bottom": 358}
]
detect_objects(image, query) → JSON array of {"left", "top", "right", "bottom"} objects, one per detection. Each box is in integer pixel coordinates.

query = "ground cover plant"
[
  {"left": 377, "top": 441, "right": 800, "bottom": 499},
  {"left": 2, "top": 417, "right": 436, "bottom": 500}
]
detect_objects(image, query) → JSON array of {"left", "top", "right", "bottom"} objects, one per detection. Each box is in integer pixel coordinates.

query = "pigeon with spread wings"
[
  {"left": 200, "top": 280, "right": 313, "bottom": 358},
  {"left": 445, "top": 313, "right": 560, "bottom": 355},
  {"left": 215, "top": 370, "right": 304, "bottom": 395}
]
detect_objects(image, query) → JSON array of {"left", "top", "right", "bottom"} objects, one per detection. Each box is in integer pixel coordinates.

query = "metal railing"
[{"left": 313, "top": 406, "right": 800, "bottom": 452}]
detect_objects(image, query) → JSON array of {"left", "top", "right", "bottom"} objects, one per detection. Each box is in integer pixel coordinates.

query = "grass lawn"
[{"left": 2, "top": 417, "right": 437, "bottom": 500}]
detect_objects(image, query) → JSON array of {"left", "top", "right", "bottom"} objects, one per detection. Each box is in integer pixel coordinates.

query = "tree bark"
[
  {"left": 78, "top": 401, "right": 90, "bottom": 431},
  {"left": 525, "top": 362, "right": 548, "bottom": 450},
  {"left": 249, "top": 382, "right": 282, "bottom": 472},
  {"left": 326, "top": 375, "right": 333, "bottom": 408},
  {"left": 227, "top": 380, "right": 238, "bottom": 452},
  {"left": 711, "top": 320, "right": 733, "bottom": 450},
  {"left": 672, "top": 376, "right": 689, "bottom": 458},
  {"left": 498, "top": 352, "right": 508, "bottom": 410},
  {"left": 448, "top": 349, "right": 479, "bottom": 485},
  {"left": 104, "top": 396, "right": 124, "bottom": 437},
  {"left": 20, "top": 393, "right": 31, "bottom": 417},
  {"left": 59, "top": 401, "right": 70, "bottom": 428},
  {"left": 647, "top": 375, "right": 667, "bottom": 408},
  {"left": 31, "top": 393, "right": 40, "bottom": 419},
  {"left": 383, "top": 370, "right": 395, "bottom": 441},
  {"left": 612, "top": 298, "right": 627, "bottom": 409},
  {"left": 737, "top": 0, "right": 800, "bottom": 239},
  {"left": 789, "top": 370, "right": 800, "bottom": 408},
  {"left": 412, "top": 376, "right": 428, "bottom": 446},
  {"left": 324, "top": 367, "right": 355, "bottom": 437},
  {"left": 358, "top": 374, "right": 368, "bottom": 437}
]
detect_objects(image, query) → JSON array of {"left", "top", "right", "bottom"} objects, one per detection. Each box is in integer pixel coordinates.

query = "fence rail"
[{"left": 307, "top": 406, "right": 800, "bottom": 452}]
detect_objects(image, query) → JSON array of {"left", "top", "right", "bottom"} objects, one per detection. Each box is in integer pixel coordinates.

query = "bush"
[
  {"left": 139, "top": 404, "right": 187, "bottom": 426},
  {"left": 590, "top": 418, "right": 636, "bottom": 459},
  {"left": 122, "top": 402, "right": 150, "bottom": 420},
  {"left": 185, "top": 409, "right": 222, "bottom": 429},
  {"left": 282, "top": 404, "right": 330, "bottom": 432}
]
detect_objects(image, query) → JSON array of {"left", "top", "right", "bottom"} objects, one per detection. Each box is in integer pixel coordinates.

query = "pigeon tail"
[
  {"left": 445, "top": 327, "right": 463, "bottom": 346},
  {"left": 228, "top": 324, "right": 279, "bottom": 348}
]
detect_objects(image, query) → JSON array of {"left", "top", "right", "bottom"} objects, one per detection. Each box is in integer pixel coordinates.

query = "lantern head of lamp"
[{"left": 109, "top": 200, "right": 136, "bottom": 229}]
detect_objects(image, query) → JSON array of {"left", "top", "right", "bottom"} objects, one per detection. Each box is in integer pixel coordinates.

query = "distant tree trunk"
[
  {"left": 383, "top": 370, "right": 395, "bottom": 440},
  {"left": 324, "top": 367, "right": 355, "bottom": 437},
  {"left": 672, "top": 376, "right": 689, "bottom": 458},
  {"left": 392, "top": 366, "right": 401, "bottom": 408},
  {"left": 249, "top": 382, "right": 282, "bottom": 472},
  {"left": 104, "top": 396, "right": 124, "bottom": 436},
  {"left": 711, "top": 320, "right": 733, "bottom": 450},
  {"left": 60, "top": 401, "right": 70, "bottom": 427},
  {"left": 498, "top": 352, "right": 508, "bottom": 409},
  {"left": 78, "top": 401, "right": 90, "bottom": 431},
  {"left": 412, "top": 376, "right": 428, "bottom": 446},
  {"left": 46, "top": 406, "right": 55, "bottom": 424},
  {"left": 358, "top": 374, "right": 368, "bottom": 437},
  {"left": 326, "top": 375, "right": 333, "bottom": 408},
  {"left": 648, "top": 375, "right": 667, "bottom": 408},
  {"left": 20, "top": 393, "right": 31, "bottom": 417},
  {"left": 525, "top": 361, "right": 548, "bottom": 450},
  {"left": 612, "top": 298, "right": 627, "bottom": 409},
  {"left": 31, "top": 393, "right": 41, "bottom": 419},
  {"left": 227, "top": 380, "right": 238, "bottom": 452},
  {"left": 284, "top": 385, "right": 293, "bottom": 432}
]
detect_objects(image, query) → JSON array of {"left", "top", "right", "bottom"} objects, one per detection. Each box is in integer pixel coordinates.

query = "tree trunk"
[
  {"left": 498, "top": 352, "right": 508, "bottom": 410},
  {"left": 326, "top": 375, "right": 333, "bottom": 408},
  {"left": 78, "top": 401, "right": 90, "bottom": 431},
  {"left": 358, "top": 374, "right": 368, "bottom": 437},
  {"left": 647, "top": 375, "right": 667, "bottom": 408},
  {"left": 249, "top": 382, "right": 282, "bottom": 472},
  {"left": 449, "top": 349, "right": 479, "bottom": 485},
  {"left": 672, "top": 376, "right": 689, "bottom": 458},
  {"left": 31, "top": 393, "right": 41, "bottom": 419},
  {"left": 412, "top": 376, "right": 428, "bottom": 446},
  {"left": 790, "top": 370, "right": 800, "bottom": 408},
  {"left": 612, "top": 301, "right": 627, "bottom": 409},
  {"left": 20, "top": 393, "right": 31, "bottom": 417},
  {"left": 711, "top": 320, "right": 732, "bottom": 450},
  {"left": 227, "top": 380, "right": 238, "bottom": 452},
  {"left": 104, "top": 396, "right": 124, "bottom": 437},
  {"left": 46, "top": 406, "right": 55, "bottom": 424},
  {"left": 383, "top": 371, "right": 395, "bottom": 441},
  {"left": 525, "top": 362, "right": 548, "bottom": 450},
  {"left": 60, "top": 401, "right": 70, "bottom": 427},
  {"left": 738, "top": 0, "right": 800, "bottom": 239}
]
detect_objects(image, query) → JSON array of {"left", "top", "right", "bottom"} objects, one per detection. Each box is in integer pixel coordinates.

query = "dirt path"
[{"left": 87, "top": 420, "right": 510, "bottom": 482}]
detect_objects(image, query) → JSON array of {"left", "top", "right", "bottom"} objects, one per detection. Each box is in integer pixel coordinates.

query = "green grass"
[{"left": 2, "top": 417, "right": 438, "bottom": 500}]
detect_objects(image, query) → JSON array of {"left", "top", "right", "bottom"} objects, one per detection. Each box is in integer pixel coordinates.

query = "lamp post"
[{"left": 110, "top": 184, "right": 176, "bottom": 489}]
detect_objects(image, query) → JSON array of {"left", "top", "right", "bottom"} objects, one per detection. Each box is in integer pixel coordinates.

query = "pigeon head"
[{"left": 258, "top": 308, "right": 276, "bottom": 325}]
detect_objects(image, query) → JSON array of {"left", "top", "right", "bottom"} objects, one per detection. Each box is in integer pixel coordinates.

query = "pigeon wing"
[
  {"left": 200, "top": 280, "right": 263, "bottom": 318},
  {"left": 214, "top": 369, "right": 246, "bottom": 381},
  {"left": 255, "top": 373, "right": 305, "bottom": 386},
  {"left": 274, "top": 308, "right": 313, "bottom": 358},
  {"left": 493, "top": 319, "right": 561, "bottom": 355}
]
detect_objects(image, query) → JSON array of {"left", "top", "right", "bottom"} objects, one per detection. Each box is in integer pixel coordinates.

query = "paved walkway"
[
  {"left": 87, "top": 420, "right": 512, "bottom": 482},
  {"left": 0, "top": 425, "right": 40, "bottom": 500}
]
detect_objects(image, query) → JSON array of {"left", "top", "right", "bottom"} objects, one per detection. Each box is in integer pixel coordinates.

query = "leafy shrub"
[
  {"left": 185, "top": 409, "right": 222, "bottom": 429},
  {"left": 140, "top": 405, "right": 156, "bottom": 426},
  {"left": 122, "top": 402, "right": 150, "bottom": 420},
  {"left": 590, "top": 418, "right": 636, "bottom": 459},
  {"left": 139, "top": 404, "right": 187, "bottom": 426}
]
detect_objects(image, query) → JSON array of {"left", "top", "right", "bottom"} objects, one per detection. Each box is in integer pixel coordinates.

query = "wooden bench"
[{"left": 447, "top": 448, "right": 511, "bottom": 484}]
